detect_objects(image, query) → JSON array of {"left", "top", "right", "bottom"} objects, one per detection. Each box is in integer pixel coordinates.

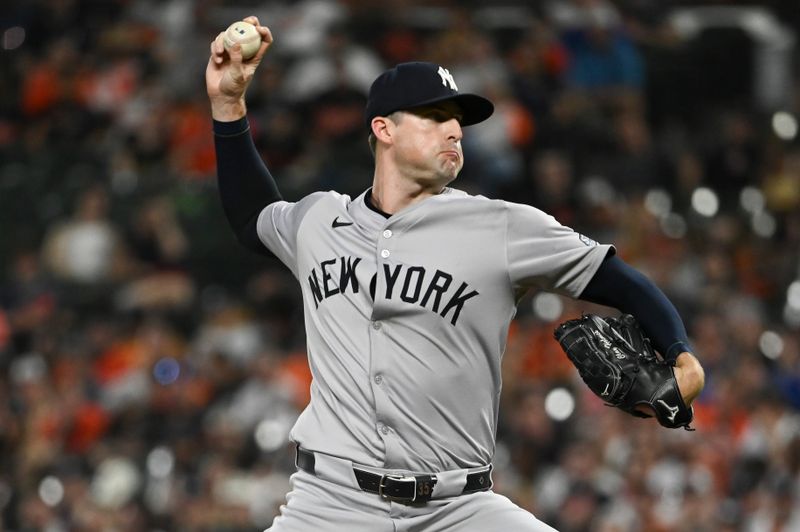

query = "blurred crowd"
[{"left": 1, "top": 0, "right": 800, "bottom": 530}]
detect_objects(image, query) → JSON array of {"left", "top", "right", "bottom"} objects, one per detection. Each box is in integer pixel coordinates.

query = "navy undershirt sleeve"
[
  {"left": 579, "top": 254, "right": 692, "bottom": 363},
  {"left": 214, "top": 117, "right": 282, "bottom": 256}
]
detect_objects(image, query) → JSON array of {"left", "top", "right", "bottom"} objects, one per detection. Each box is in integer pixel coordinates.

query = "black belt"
[{"left": 295, "top": 447, "right": 492, "bottom": 503}]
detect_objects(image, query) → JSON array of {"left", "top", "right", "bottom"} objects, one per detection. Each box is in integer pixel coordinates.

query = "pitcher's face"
[{"left": 391, "top": 101, "right": 465, "bottom": 184}]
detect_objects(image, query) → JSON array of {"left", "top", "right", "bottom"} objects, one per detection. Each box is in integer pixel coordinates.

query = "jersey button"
[
  {"left": 382, "top": 229, "right": 393, "bottom": 239},
  {"left": 380, "top": 249, "right": 390, "bottom": 258},
  {"left": 372, "top": 321, "right": 382, "bottom": 330},
  {"left": 380, "top": 425, "right": 390, "bottom": 435},
  {"left": 374, "top": 374, "right": 383, "bottom": 384}
]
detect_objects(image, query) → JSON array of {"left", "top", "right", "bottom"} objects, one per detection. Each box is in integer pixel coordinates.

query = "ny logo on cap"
[{"left": 437, "top": 66, "right": 458, "bottom": 91}]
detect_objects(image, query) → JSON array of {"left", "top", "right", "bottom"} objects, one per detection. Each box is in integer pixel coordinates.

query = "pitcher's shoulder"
[
  {"left": 296, "top": 190, "right": 352, "bottom": 210},
  {"left": 439, "top": 188, "right": 514, "bottom": 212}
]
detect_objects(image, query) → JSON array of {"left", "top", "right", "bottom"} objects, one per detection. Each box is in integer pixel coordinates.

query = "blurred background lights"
[
  {"left": 783, "top": 304, "right": 800, "bottom": 329},
  {"left": 2, "top": 27, "right": 25, "bottom": 50},
  {"left": 532, "top": 292, "right": 563, "bottom": 322},
  {"left": 580, "top": 175, "right": 616, "bottom": 206},
  {"left": 660, "top": 213, "right": 687, "bottom": 239},
  {"left": 786, "top": 281, "right": 800, "bottom": 310},
  {"left": 743, "top": 10, "right": 772, "bottom": 36},
  {"left": 147, "top": 446, "right": 175, "bottom": 479},
  {"left": 255, "top": 419, "right": 288, "bottom": 452},
  {"left": 691, "top": 187, "right": 719, "bottom": 217},
  {"left": 758, "top": 330, "right": 784, "bottom": 360},
  {"left": 9, "top": 353, "right": 46, "bottom": 384},
  {"left": 90, "top": 457, "right": 141, "bottom": 510},
  {"left": 751, "top": 211, "right": 776, "bottom": 238},
  {"left": 739, "top": 186, "right": 765, "bottom": 214},
  {"left": 644, "top": 188, "right": 672, "bottom": 218},
  {"left": 544, "top": 387, "right": 575, "bottom": 421},
  {"left": 784, "top": 281, "right": 800, "bottom": 328},
  {"left": 153, "top": 357, "right": 180, "bottom": 385},
  {"left": 772, "top": 111, "right": 798, "bottom": 140},
  {"left": 38, "top": 476, "right": 64, "bottom": 507}
]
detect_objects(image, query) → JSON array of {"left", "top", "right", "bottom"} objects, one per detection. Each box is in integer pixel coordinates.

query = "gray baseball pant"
[{"left": 265, "top": 469, "right": 557, "bottom": 531}]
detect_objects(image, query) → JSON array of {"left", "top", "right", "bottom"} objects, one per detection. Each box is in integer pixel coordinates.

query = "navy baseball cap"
[{"left": 364, "top": 62, "right": 494, "bottom": 129}]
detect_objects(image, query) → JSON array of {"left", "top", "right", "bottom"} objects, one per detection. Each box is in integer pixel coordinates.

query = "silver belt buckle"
[{"left": 378, "top": 474, "right": 417, "bottom": 502}]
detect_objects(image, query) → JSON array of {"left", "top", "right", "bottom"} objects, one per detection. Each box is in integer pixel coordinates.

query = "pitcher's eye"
[{"left": 428, "top": 110, "right": 462, "bottom": 123}]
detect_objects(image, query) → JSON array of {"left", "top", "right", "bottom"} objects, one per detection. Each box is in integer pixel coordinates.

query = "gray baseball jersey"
[{"left": 257, "top": 187, "right": 611, "bottom": 473}]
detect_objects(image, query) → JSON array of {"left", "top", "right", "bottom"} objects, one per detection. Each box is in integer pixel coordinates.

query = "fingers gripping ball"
[{"left": 223, "top": 21, "right": 261, "bottom": 60}]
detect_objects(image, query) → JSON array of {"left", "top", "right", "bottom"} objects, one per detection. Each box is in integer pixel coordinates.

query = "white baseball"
[{"left": 223, "top": 21, "right": 261, "bottom": 60}]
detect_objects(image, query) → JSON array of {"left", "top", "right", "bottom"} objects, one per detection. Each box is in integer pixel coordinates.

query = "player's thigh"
[
  {"left": 413, "top": 490, "right": 558, "bottom": 532},
  {"left": 265, "top": 470, "right": 393, "bottom": 532}
]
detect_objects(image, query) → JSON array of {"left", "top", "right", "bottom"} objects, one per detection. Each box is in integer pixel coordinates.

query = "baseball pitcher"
[{"left": 206, "top": 16, "right": 705, "bottom": 532}]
